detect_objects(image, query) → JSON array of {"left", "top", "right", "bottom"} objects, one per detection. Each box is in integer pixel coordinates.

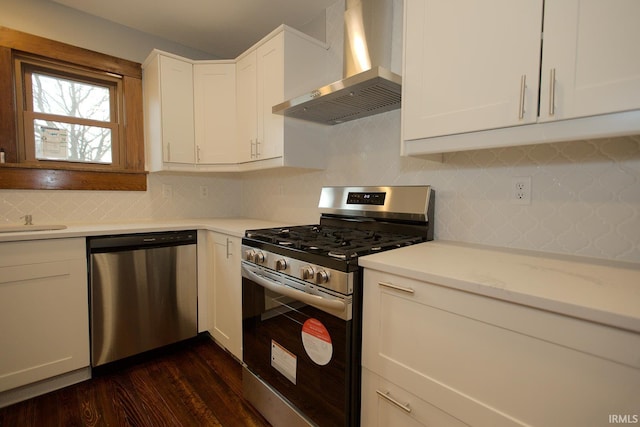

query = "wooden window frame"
[
  {"left": 16, "top": 56, "right": 124, "bottom": 168},
  {"left": 0, "top": 27, "right": 147, "bottom": 191}
]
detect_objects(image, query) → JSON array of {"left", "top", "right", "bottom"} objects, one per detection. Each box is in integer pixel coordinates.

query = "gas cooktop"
[
  {"left": 243, "top": 186, "right": 434, "bottom": 272},
  {"left": 245, "top": 224, "right": 424, "bottom": 260}
]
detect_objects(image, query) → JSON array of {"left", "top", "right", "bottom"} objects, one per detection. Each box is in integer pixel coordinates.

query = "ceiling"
[{"left": 50, "top": 0, "right": 338, "bottom": 58}]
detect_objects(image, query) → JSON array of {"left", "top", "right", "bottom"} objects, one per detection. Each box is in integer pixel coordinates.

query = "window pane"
[
  {"left": 32, "top": 73, "right": 111, "bottom": 122},
  {"left": 34, "top": 120, "right": 112, "bottom": 164}
]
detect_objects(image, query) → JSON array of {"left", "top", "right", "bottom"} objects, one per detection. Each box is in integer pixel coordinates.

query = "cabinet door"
[
  {"left": 539, "top": 0, "right": 640, "bottom": 122},
  {"left": 194, "top": 63, "right": 237, "bottom": 164},
  {"left": 257, "top": 32, "right": 285, "bottom": 160},
  {"left": 0, "top": 239, "right": 89, "bottom": 392},
  {"left": 402, "top": 0, "right": 543, "bottom": 141},
  {"left": 236, "top": 52, "right": 258, "bottom": 163},
  {"left": 210, "top": 233, "right": 242, "bottom": 360},
  {"left": 160, "top": 55, "right": 195, "bottom": 163},
  {"left": 363, "top": 269, "right": 640, "bottom": 426}
]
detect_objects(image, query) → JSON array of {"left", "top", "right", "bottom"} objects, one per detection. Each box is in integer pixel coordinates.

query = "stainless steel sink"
[{"left": 0, "top": 224, "right": 67, "bottom": 233}]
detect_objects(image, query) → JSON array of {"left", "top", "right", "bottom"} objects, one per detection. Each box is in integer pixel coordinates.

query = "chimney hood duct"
[{"left": 272, "top": 0, "right": 401, "bottom": 125}]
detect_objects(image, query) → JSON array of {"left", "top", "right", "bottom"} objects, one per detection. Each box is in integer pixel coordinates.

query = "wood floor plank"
[
  {"left": 177, "top": 349, "right": 264, "bottom": 427},
  {"left": 0, "top": 334, "right": 270, "bottom": 427}
]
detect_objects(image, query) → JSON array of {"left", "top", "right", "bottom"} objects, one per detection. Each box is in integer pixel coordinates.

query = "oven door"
[{"left": 242, "top": 261, "right": 356, "bottom": 427}]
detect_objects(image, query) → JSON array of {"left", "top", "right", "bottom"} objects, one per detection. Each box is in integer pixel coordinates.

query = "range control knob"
[
  {"left": 315, "top": 270, "right": 330, "bottom": 284},
  {"left": 275, "top": 259, "right": 288, "bottom": 271},
  {"left": 245, "top": 249, "right": 256, "bottom": 262},
  {"left": 254, "top": 251, "right": 266, "bottom": 263},
  {"left": 301, "top": 266, "right": 315, "bottom": 281}
]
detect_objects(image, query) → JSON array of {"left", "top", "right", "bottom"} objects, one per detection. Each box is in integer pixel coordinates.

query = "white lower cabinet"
[
  {"left": 361, "top": 368, "right": 467, "bottom": 427},
  {"left": 0, "top": 238, "right": 89, "bottom": 402},
  {"left": 202, "top": 231, "right": 242, "bottom": 360},
  {"left": 362, "top": 269, "right": 640, "bottom": 426}
]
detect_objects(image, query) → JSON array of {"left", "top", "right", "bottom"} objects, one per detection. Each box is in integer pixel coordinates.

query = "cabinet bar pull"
[
  {"left": 518, "top": 74, "right": 526, "bottom": 120},
  {"left": 378, "top": 281, "right": 414, "bottom": 294},
  {"left": 255, "top": 140, "right": 261, "bottom": 158},
  {"left": 250, "top": 139, "right": 256, "bottom": 158},
  {"left": 376, "top": 390, "right": 412, "bottom": 413},
  {"left": 549, "top": 68, "right": 556, "bottom": 117},
  {"left": 197, "top": 145, "right": 201, "bottom": 162},
  {"left": 167, "top": 143, "right": 171, "bottom": 162},
  {"left": 226, "top": 238, "right": 231, "bottom": 259}
]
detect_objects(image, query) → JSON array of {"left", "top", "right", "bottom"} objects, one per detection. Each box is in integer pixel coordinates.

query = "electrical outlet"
[
  {"left": 199, "top": 185, "right": 209, "bottom": 199},
  {"left": 511, "top": 177, "right": 531, "bottom": 205},
  {"left": 162, "top": 184, "right": 173, "bottom": 199}
]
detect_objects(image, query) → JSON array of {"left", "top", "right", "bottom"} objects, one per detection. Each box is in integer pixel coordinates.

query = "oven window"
[{"left": 242, "top": 276, "right": 352, "bottom": 426}]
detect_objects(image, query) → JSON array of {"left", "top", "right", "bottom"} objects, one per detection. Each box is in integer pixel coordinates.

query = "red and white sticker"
[{"left": 301, "top": 318, "right": 333, "bottom": 365}]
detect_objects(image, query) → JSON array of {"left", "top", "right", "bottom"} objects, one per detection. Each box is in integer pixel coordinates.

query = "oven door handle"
[{"left": 242, "top": 265, "right": 346, "bottom": 312}]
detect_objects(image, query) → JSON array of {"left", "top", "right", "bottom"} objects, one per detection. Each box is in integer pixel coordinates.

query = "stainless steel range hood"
[{"left": 272, "top": 0, "right": 401, "bottom": 125}]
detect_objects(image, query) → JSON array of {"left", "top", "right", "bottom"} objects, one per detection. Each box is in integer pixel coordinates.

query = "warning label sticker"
[
  {"left": 301, "top": 318, "right": 333, "bottom": 366},
  {"left": 271, "top": 340, "right": 297, "bottom": 384}
]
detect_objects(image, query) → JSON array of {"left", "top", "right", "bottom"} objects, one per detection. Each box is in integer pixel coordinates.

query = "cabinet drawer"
[
  {"left": 362, "top": 368, "right": 467, "bottom": 427},
  {"left": 0, "top": 238, "right": 85, "bottom": 266},
  {"left": 363, "top": 269, "right": 640, "bottom": 426}
]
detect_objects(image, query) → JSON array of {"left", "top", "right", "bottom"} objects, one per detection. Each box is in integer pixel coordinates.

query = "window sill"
[{"left": 0, "top": 165, "right": 147, "bottom": 191}]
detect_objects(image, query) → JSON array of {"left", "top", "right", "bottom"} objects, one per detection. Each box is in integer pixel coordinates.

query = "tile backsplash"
[
  {"left": 0, "top": 174, "right": 242, "bottom": 225},
  {"left": 241, "top": 110, "right": 640, "bottom": 263}
]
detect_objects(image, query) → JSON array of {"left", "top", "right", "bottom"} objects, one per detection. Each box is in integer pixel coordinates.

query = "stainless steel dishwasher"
[{"left": 88, "top": 230, "right": 197, "bottom": 367}]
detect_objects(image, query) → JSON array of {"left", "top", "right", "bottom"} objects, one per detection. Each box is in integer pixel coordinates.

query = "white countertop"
[
  {"left": 359, "top": 240, "right": 640, "bottom": 333},
  {"left": 0, "top": 217, "right": 293, "bottom": 242},
  {"left": 5, "top": 224, "right": 639, "bottom": 333}
]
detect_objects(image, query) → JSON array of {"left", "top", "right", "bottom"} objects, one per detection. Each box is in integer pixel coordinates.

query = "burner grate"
[{"left": 245, "top": 225, "right": 425, "bottom": 260}]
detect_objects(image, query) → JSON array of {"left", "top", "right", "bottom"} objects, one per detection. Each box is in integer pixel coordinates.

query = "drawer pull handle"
[
  {"left": 376, "top": 390, "right": 412, "bottom": 413},
  {"left": 378, "top": 281, "right": 414, "bottom": 294}
]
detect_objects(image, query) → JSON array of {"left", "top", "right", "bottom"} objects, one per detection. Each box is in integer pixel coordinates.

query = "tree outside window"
[
  {"left": 16, "top": 59, "right": 122, "bottom": 167},
  {"left": 31, "top": 72, "right": 113, "bottom": 164}
]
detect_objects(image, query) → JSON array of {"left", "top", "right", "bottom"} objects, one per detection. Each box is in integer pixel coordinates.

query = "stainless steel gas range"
[{"left": 241, "top": 186, "right": 435, "bottom": 427}]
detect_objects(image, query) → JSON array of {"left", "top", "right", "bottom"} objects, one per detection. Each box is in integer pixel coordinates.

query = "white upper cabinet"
[
  {"left": 402, "top": 0, "right": 640, "bottom": 155},
  {"left": 256, "top": 33, "right": 285, "bottom": 161},
  {"left": 144, "top": 52, "right": 238, "bottom": 171},
  {"left": 236, "top": 51, "right": 258, "bottom": 163},
  {"left": 236, "top": 27, "right": 329, "bottom": 170},
  {"left": 194, "top": 62, "right": 237, "bottom": 164},
  {"left": 143, "top": 52, "right": 195, "bottom": 170},
  {"left": 236, "top": 35, "right": 283, "bottom": 163},
  {"left": 539, "top": 0, "right": 640, "bottom": 122},
  {"left": 402, "top": 0, "right": 543, "bottom": 140},
  {"left": 144, "top": 25, "right": 329, "bottom": 172}
]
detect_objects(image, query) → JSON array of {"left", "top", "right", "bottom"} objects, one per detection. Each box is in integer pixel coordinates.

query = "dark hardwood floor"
[{"left": 0, "top": 334, "right": 271, "bottom": 427}]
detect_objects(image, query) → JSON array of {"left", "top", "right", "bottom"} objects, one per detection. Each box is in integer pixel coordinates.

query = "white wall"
[
  {"left": 0, "top": 0, "right": 638, "bottom": 263},
  {"left": 0, "top": 0, "right": 213, "bottom": 62}
]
